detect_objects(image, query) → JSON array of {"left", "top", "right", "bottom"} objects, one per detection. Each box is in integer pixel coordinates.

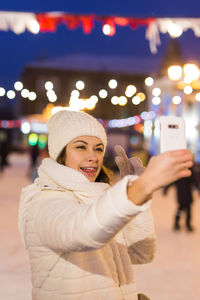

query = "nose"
[{"left": 87, "top": 150, "right": 98, "bottom": 162}]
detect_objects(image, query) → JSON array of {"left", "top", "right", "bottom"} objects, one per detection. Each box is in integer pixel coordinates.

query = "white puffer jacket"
[{"left": 18, "top": 158, "right": 156, "bottom": 300}]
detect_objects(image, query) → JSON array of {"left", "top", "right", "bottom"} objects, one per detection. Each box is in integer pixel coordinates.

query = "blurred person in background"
[
  {"left": 18, "top": 110, "right": 193, "bottom": 300},
  {"left": 27, "top": 143, "right": 40, "bottom": 181},
  {"left": 164, "top": 165, "right": 199, "bottom": 232},
  {"left": 0, "top": 129, "right": 10, "bottom": 172},
  {"left": 30, "top": 143, "right": 40, "bottom": 169},
  {"left": 28, "top": 143, "right": 49, "bottom": 181}
]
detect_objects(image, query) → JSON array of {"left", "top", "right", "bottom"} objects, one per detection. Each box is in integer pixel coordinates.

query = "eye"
[
  {"left": 96, "top": 147, "right": 103, "bottom": 152},
  {"left": 76, "top": 145, "right": 86, "bottom": 149}
]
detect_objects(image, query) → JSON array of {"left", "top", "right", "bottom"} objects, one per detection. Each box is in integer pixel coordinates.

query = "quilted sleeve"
[
  {"left": 122, "top": 204, "right": 157, "bottom": 264},
  {"left": 31, "top": 176, "right": 151, "bottom": 252}
]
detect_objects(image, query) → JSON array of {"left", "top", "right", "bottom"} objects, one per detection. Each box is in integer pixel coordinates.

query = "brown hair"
[{"left": 56, "top": 146, "right": 112, "bottom": 184}]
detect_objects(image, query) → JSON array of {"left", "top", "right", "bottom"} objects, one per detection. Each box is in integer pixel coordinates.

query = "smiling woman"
[
  {"left": 18, "top": 109, "right": 193, "bottom": 300},
  {"left": 63, "top": 136, "right": 104, "bottom": 182},
  {"left": 57, "top": 136, "right": 112, "bottom": 184}
]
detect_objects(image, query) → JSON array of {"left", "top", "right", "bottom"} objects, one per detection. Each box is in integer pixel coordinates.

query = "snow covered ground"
[{"left": 0, "top": 153, "right": 200, "bottom": 300}]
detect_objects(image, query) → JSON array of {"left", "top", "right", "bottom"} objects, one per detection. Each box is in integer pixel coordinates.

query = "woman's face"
[{"left": 65, "top": 136, "right": 104, "bottom": 182}]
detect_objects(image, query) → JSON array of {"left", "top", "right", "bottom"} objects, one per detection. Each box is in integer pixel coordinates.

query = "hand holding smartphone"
[{"left": 159, "top": 116, "right": 187, "bottom": 153}]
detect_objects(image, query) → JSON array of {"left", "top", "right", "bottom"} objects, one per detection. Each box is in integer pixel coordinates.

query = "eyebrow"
[{"left": 73, "top": 140, "right": 104, "bottom": 147}]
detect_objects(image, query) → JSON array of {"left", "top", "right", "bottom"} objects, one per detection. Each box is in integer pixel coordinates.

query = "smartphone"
[{"left": 159, "top": 116, "right": 187, "bottom": 153}]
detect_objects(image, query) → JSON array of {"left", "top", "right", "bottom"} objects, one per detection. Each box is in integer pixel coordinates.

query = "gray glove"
[
  {"left": 115, "top": 145, "right": 145, "bottom": 178},
  {"left": 138, "top": 293, "right": 151, "bottom": 300}
]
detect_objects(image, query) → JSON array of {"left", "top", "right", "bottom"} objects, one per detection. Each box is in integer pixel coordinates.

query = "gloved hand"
[
  {"left": 138, "top": 293, "right": 151, "bottom": 300},
  {"left": 115, "top": 145, "right": 145, "bottom": 178}
]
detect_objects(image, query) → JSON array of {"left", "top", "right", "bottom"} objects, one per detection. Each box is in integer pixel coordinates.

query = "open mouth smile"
[{"left": 80, "top": 167, "right": 98, "bottom": 177}]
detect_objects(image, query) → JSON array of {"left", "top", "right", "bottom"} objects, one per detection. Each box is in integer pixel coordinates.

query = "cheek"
[{"left": 65, "top": 152, "right": 80, "bottom": 169}]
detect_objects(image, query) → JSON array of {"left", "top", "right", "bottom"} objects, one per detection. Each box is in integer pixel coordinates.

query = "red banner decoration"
[
  {"left": 36, "top": 13, "right": 95, "bottom": 34},
  {"left": 36, "top": 13, "right": 155, "bottom": 34}
]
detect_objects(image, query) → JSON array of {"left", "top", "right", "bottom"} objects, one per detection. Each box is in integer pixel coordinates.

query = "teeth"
[{"left": 81, "top": 167, "right": 96, "bottom": 170}]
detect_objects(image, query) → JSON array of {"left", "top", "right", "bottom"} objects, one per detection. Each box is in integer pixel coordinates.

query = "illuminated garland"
[
  {"left": 1, "top": 11, "right": 200, "bottom": 53},
  {"left": 0, "top": 110, "right": 156, "bottom": 130},
  {"left": 0, "top": 79, "right": 147, "bottom": 108},
  {"left": 0, "top": 120, "right": 22, "bottom": 128}
]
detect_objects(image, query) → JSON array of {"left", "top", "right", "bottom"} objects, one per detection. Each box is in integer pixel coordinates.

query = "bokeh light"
[
  {"left": 144, "top": 77, "right": 154, "bottom": 86},
  {"left": 76, "top": 80, "right": 85, "bottom": 90}
]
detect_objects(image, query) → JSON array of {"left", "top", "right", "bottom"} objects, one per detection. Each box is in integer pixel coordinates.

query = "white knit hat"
[{"left": 47, "top": 110, "right": 107, "bottom": 160}]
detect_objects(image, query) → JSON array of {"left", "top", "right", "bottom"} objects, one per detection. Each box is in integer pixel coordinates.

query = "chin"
[{"left": 88, "top": 176, "right": 96, "bottom": 182}]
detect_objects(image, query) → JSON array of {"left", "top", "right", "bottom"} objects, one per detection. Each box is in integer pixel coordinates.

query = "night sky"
[{"left": 1, "top": 0, "right": 200, "bottom": 89}]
